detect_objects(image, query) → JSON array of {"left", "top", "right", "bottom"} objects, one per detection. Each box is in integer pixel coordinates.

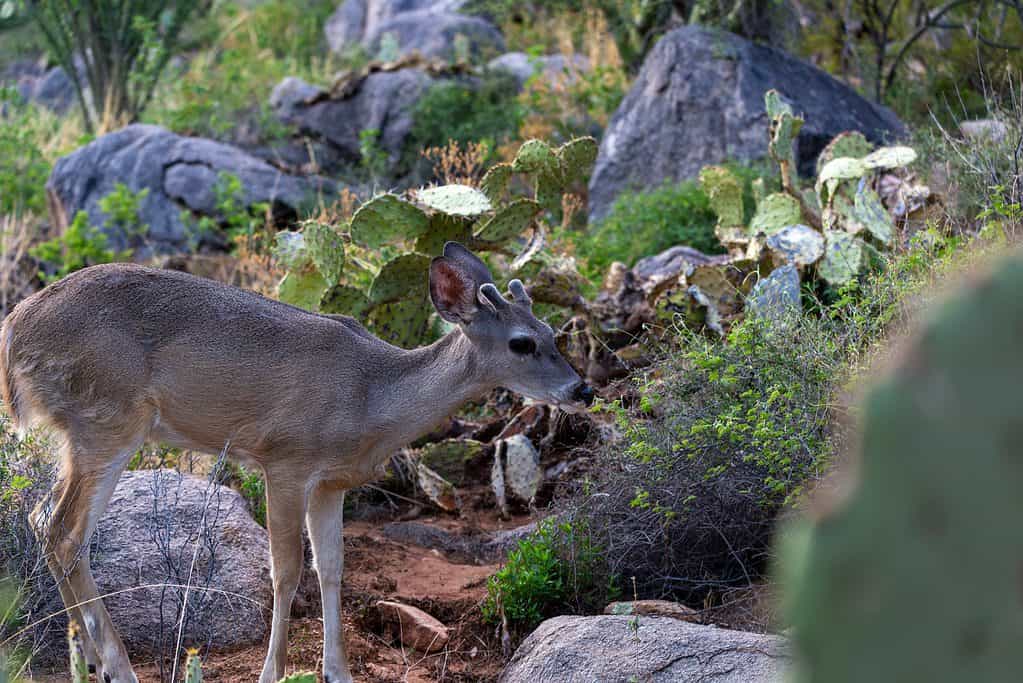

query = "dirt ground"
[{"left": 33, "top": 501, "right": 529, "bottom": 683}]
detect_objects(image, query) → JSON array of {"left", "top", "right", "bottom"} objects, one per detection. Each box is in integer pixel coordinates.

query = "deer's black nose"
[{"left": 573, "top": 383, "right": 595, "bottom": 406}]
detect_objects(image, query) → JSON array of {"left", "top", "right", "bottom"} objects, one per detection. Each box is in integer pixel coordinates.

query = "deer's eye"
[{"left": 509, "top": 337, "right": 537, "bottom": 355}]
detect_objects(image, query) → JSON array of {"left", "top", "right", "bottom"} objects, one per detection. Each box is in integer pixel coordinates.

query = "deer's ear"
[{"left": 429, "top": 257, "right": 478, "bottom": 323}]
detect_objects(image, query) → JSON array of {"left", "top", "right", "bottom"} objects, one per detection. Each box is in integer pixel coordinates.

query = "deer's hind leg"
[{"left": 36, "top": 422, "right": 149, "bottom": 683}]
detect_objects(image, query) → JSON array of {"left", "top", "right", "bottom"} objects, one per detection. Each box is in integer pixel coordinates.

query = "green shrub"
[
  {"left": 578, "top": 180, "right": 720, "bottom": 276},
  {"left": 0, "top": 89, "right": 52, "bottom": 215},
  {"left": 483, "top": 519, "right": 616, "bottom": 632},
  {"left": 409, "top": 70, "right": 524, "bottom": 157},
  {"left": 30, "top": 212, "right": 124, "bottom": 282}
]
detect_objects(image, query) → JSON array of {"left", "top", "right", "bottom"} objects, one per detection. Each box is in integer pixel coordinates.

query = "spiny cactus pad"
[
  {"left": 556, "top": 137, "right": 599, "bottom": 184},
  {"left": 782, "top": 250, "right": 1023, "bottom": 683},
  {"left": 351, "top": 193, "right": 429, "bottom": 247},
  {"left": 474, "top": 199, "right": 541, "bottom": 243},
  {"left": 369, "top": 254, "right": 431, "bottom": 304},
  {"left": 368, "top": 298, "right": 432, "bottom": 348},
  {"left": 481, "top": 162, "right": 513, "bottom": 203},
  {"left": 320, "top": 283, "right": 371, "bottom": 317},
  {"left": 416, "top": 213, "right": 473, "bottom": 255},
  {"left": 816, "top": 131, "right": 874, "bottom": 173},
  {"left": 863, "top": 145, "right": 917, "bottom": 169},
  {"left": 184, "top": 649, "right": 203, "bottom": 683},
  {"left": 417, "top": 461, "right": 459, "bottom": 511},
  {"left": 851, "top": 185, "right": 893, "bottom": 244},
  {"left": 499, "top": 434, "right": 541, "bottom": 504},
  {"left": 766, "top": 224, "right": 825, "bottom": 265},
  {"left": 273, "top": 230, "right": 310, "bottom": 270},
  {"left": 304, "top": 223, "right": 345, "bottom": 287},
  {"left": 415, "top": 184, "right": 493, "bottom": 217},
  {"left": 817, "top": 158, "right": 868, "bottom": 203},
  {"left": 750, "top": 192, "right": 802, "bottom": 235},
  {"left": 278, "top": 269, "right": 329, "bottom": 311},
  {"left": 512, "top": 139, "right": 558, "bottom": 174},
  {"left": 699, "top": 166, "right": 744, "bottom": 228},
  {"left": 816, "top": 230, "right": 864, "bottom": 285},
  {"left": 69, "top": 623, "right": 89, "bottom": 683}
]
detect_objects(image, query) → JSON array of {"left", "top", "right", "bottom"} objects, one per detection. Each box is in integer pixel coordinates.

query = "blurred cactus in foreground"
[{"left": 780, "top": 249, "right": 1023, "bottom": 682}]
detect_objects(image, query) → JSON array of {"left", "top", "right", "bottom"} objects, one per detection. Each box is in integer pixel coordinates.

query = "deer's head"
[{"left": 429, "top": 242, "right": 594, "bottom": 412}]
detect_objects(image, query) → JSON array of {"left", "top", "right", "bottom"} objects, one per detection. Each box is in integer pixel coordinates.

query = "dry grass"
[
  {"left": 0, "top": 214, "right": 42, "bottom": 317},
  {"left": 422, "top": 141, "right": 490, "bottom": 186}
]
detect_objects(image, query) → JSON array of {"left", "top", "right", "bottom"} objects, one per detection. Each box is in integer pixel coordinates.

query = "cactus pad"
[
  {"left": 766, "top": 224, "right": 825, "bottom": 265},
  {"left": 416, "top": 213, "right": 473, "bottom": 255},
  {"left": 747, "top": 262, "right": 801, "bottom": 320},
  {"left": 557, "top": 137, "right": 599, "bottom": 184},
  {"left": 699, "top": 166, "right": 745, "bottom": 229},
  {"left": 304, "top": 223, "right": 345, "bottom": 287},
  {"left": 512, "top": 139, "right": 558, "bottom": 174},
  {"left": 851, "top": 185, "right": 893, "bottom": 244},
  {"left": 272, "top": 230, "right": 310, "bottom": 270},
  {"left": 351, "top": 193, "right": 429, "bottom": 247},
  {"left": 276, "top": 675, "right": 317, "bottom": 683},
  {"left": 184, "top": 649, "right": 203, "bottom": 683},
  {"left": 817, "top": 157, "right": 868, "bottom": 203},
  {"left": 69, "top": 623, "right": 89, "bottom": 683},
  {"left": 750, "top": 192, "right": 802, "bottom": 235},
  {"left": 415, "top": 184, "right": 493, "bottom": 217},
  {"left": 417, "top": 461, "right": 459, "bottom": 511},
  {"left": 782, "top": 250, "right": 1023, "bottom": 683},
  {"left": 480, "top": 162, "right": 513, "bottom": 203},
  {"left": 816, "top": 230, "right": 864, "bottom": 285},
  {"left": 862, "top": 145, "right": 917, "bottom": 169},
  {"left": 474, "top": 199, "right": 541, "bottom": 243},
  {"left": 278, "top": 269, "right": 329, "bottom": 311},
  {"left": 816, "top": 131, "right": 874, "bottom": 173},
  {"left": 499, "top": 434, "right": 541, "bottom": 504},
  {"left": 320, "top": 283, "right": 371, "bottom": 317},
  {"left": 418, "top": 438, "right": 485, "bottom": 485},
  {"left": 368, "top": 298, "right": 432, "bottom": 348},
  {"left": 369, "top": 254, "right": 431, "bottom": 304}
]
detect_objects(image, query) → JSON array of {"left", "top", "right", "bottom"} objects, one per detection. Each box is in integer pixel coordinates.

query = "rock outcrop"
[{"left": 588, "top": 26, "right": 906, "bottom": 222}]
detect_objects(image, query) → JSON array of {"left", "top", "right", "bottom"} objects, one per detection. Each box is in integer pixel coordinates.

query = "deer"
[{"left": 0, "top": 241, "right": 593, "bottom": 683}]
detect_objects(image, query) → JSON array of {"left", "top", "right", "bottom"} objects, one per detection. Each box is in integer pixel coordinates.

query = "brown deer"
[{"left": 0, "top": 242, "right": 593, "bottom": 683}]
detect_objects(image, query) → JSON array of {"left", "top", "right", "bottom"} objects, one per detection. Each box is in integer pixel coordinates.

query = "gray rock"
[
  {"left": 34, "top": 469, "right": 270, "bottom": 663},
  {"left": 500, "top": 615, "right": 788, "bottom": 683},
  {"left": 326, "top": 0, "right": 468, "bottom": 54},
  {"left": 325, "top": 0, "right": 500, "bottom": 61},
  {"left": 488, "top": 51, "right": 590, "bottom": 88},
  {"left": 588, "top": 26, "right": 907, "bottom": 222},
  {"left": 46, "top": 124, "right": 336, "bottom": 253},
  {"left": 747, "top": 263, "right": 801, "bottom": 321},
  {"left": 11, "top": 58, "right": 87, "bottom": 115},
  {"left": 271, "top": 70, "right": 433, "bottom": 168},
  {"left": 368, "top": 9, "right": 505, "bottom": 61}
]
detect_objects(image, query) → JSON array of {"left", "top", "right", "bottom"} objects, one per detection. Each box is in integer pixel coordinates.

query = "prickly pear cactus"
[
  {"left": 782, "top": 250, "right": 1023, "bottom": 683},
  {"left": 68, "top": 622, "right": 89, "bottom": 683},
  {"left": 184, "top": 648, "right": 203, "bottom": 683},
  {"left": 765, "top": 89, "right": 803, "bottom": 192},
  {"left": 275, "top": 137, "right": 599, "bottom": 347}
]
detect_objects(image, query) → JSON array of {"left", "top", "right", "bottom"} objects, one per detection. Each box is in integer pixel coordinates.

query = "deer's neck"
[{"left": 365, "top": 329, "right": 490, "bottom": 447}]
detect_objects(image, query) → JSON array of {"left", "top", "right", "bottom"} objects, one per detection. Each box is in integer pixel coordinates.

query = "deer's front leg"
[
  {"left": 259, "top": 477, "right": 307, "bottom": 683},
  {"left": 306, "top": 480, "right": 353, "bottom": 683}
]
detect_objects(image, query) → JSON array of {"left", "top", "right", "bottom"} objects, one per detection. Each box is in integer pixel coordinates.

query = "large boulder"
[
  {"left": 325, "top": 0, "right": 503, "bottom": 60},
  {"left": 500, "top": 615, "right": 787, "bottom": 682},
  {"left": 271, "top": 70, "right": 434, "bottom": 171},
  {"left": 32, "top": 469, "right": 270, "bottom": 664},
  {"left": 587, "top": 26, "right": 907, "bottom": 222},
  {"left": 46, "top": 124, "right": 335, "bottom": 253}
]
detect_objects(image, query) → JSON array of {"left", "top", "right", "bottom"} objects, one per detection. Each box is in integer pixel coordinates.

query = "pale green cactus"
[
  {"left": 817, "top": 230, "right": 864, "bottom": 285},
  {"left": 750, "top": 193, "right": 802, "bottom": 236},
  {"left": 765, "top": 89, "right": 804, "bottom": 192},
  {"left": 68, "top": 623, "right": 89, "bottom": 683},
  {"left": 184, "top": 648, "right": 203, "bottom": 683},
  {"left": 782, "top": 251, "right": 1023, "bottom": 683},
  {"left": 699, "top": 165, "right": 744, "bottom": 228},
  {"left": 816, "top": 131, "right": 874, "bottom": 174},
  {"left": 415, "top": 184, "right": 493, "bottom": 217},
  {"left": 274, "top": 136, "right": 599, "bottom": 347}
]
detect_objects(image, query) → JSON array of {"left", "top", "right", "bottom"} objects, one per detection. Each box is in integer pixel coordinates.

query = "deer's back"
[{"left": 2, "top": 263, "right": 375, "bottom": 453}]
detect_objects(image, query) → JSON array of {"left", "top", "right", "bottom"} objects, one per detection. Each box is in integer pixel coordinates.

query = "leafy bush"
[
  {"left": 560, "top": 231, "right": 975, "bottom": 607},
  {"left": 0, "top": 90, "right": 53, "bottom": 215},
  {"left": 409, "top": 70, "right": 524, "bottom": 157},
  {"left": 482, "top": 519, "right": 616, "bottom": 632},
  {"left": 577, "top": 179, "right": 721, "bottom": 275},
  {"left": 29, "top": 212, "right": 124, "bottom": 282}
]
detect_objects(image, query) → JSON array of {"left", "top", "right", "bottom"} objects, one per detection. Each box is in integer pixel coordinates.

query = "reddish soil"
[{"left": 34, "top": 504, "right": 530, "bottom": 683}]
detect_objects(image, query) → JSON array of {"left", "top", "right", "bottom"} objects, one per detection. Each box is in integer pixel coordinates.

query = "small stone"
[{"left": 376, "top": 600, "right": 450, "bottom": 653}]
